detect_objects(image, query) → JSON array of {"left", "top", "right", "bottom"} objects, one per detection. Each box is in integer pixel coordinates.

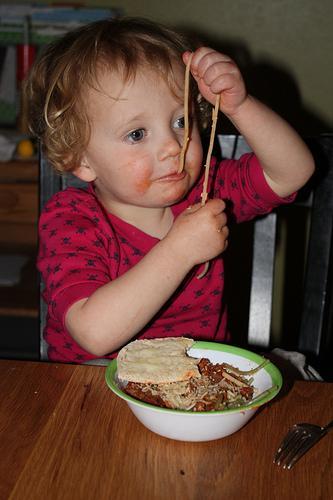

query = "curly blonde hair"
[{"left": 25, "top": 17, "right": 208, "bottom": 173}]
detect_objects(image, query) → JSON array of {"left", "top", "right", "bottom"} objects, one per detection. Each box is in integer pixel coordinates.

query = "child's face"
[{"left": 77, "top": 64, "right": 203, "bottom": 213}]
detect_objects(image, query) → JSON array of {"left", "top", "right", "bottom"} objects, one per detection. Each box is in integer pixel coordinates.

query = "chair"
[
  {"left": 216, "top": 135, "right": 277, "bottom": 348},
  {"left": 39, "top": 135, "right": 333, "bottom": 378},
  {"left": 218, "top": 134, "right": 333, "bottom": 379}
]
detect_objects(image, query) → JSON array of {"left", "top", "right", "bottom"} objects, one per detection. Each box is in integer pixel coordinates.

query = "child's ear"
[{"left": 72, "top": 156, "right": 97, "bottom": 182}]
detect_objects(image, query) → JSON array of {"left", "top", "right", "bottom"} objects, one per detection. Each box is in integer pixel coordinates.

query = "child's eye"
[
  {"left": 174, "top": 116, "right": 185, "bottom": 129},
  {"left": 126, "top": 128, "right": 146, "bottom": 143}
]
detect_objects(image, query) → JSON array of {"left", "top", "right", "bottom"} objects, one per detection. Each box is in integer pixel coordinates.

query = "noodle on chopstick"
[
  {"left": 197, "top": 93, "right": 220, "bottom": 279},
  {"left": 178, "top": 53, "right": 221, "bottom": 279},
  {"left": 200, "top": 94, "right": 220, "bottom": 206},
  {"left": 178, "top": 53, "right": 193, "bottom": 173}
]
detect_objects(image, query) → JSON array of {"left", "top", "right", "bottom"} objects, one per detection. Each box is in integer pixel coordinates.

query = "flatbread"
[{"left": 117, "top": 337, "right": 200, "bottom": 384}]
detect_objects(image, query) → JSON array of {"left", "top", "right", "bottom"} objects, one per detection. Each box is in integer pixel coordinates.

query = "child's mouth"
[{"left": 155, "top": 171, "right": 186, "bottom": 182}]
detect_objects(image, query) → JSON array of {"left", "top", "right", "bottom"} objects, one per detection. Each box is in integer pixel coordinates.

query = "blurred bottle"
[{"left": 16, "top": 16, "right": 36, "bottom": 134}]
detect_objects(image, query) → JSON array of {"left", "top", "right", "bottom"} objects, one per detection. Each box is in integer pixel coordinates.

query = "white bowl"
[{"left": 105, "top": 341, "right": 282, "bottom": 442}]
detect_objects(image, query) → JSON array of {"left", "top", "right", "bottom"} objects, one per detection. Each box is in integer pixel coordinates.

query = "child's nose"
[{"left": 157, "top": 134, "right": 181, "bottom": 161}]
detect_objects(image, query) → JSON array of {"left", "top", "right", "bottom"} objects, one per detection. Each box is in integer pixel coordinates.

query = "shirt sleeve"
[
  {"left": 38, "top": 187, "right": 114, "bottom": 327},
  {"left": 212, "top": 153, "right": 297, "bottom": 223}
]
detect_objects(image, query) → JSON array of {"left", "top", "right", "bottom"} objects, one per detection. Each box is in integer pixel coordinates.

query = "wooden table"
[{"left": 1, "top": 359, "right": 332, "bottom": 500}]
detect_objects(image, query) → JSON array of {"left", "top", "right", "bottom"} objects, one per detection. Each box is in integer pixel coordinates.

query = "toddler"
[{"left": 26, "top": 17, "right": 314, "bottom": 363}]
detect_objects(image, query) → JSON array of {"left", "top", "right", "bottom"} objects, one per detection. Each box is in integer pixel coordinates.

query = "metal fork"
[{"left": 274, "top": 418, "right": 333, "bottom": 469}]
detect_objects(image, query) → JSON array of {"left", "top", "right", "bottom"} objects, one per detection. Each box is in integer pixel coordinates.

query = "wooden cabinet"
[{"left": 0, "top": 160, "right": 38, "bottom": 317}]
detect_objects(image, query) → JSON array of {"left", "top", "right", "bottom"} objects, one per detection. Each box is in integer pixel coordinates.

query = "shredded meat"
[{"left": 125, "top": 382, "right": 169, "bottom": 408}]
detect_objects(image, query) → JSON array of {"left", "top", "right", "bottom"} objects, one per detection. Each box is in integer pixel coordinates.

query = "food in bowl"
[
  {"left": 118, "top": 337, "right": 261, "bottom": 411},
  {"left": 117, "top": 337, "right": 200, "bottom": 384},
  {"left": 106, "top": 339, "right": 282, "bottom": 442}
]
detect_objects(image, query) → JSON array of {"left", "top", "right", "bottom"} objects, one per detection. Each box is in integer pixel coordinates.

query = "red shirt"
[{"left": 38, "top": 154, "right": 295, "bottom": 363}]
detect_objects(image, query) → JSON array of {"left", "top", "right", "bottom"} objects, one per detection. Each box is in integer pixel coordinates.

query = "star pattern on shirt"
[{"left": 39, "top": 154, "right": 292, "bottom": 363}]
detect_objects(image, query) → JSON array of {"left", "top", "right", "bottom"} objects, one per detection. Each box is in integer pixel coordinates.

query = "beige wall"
[
  {"left": 103, "top": 0, "right": 333, "bottom": 134},
  {"left": 4, "top": 0, "right": 332, "bottom": 132}
]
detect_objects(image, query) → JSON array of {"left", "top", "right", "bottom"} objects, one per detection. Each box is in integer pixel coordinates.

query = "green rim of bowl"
[{"left": 105, "top": 341, "right": 283, "bottom": 415}]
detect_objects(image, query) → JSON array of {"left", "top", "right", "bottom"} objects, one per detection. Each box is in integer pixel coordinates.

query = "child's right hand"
[{"left": 165, "top": 199, "right": 229, "bottom": 268}]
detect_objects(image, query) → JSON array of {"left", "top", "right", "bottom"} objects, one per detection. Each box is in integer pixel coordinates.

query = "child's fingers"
[
  {"left": 189, "top": 48, "right": 216, "bottom": 77},
  {"left": 184, "top": 48, "right": 245, "bottom": 111},
  {"left": 182, "top": 51, "right": 192, "bottom": 66},
  {"left": 172, "top": 199, "right": 229, "bottom": 264},
  {"left": 201, "top": 62, "right": 239, "bottom": 89},
  {"left": 190, "top": 47, "right": 232, "bottom": 78},
  {"left": 218, "top": 224, "right": 229, "bottom": 238},
  {"left": 183, "top": 48, "right": 216, "bottom": 80},
  {"left": 187, "top": 200, "right": 228, "bottom": 235},
  {"left": 204, "top": 198, "right": 226, "bottom": 214},
  {"left": 185, "top": 199, "right": 226, "bottom": 217},
  {"left": 220, "top": 226, "right": 229, "bottom": 251},
  {"left": 207, "top": 73, "right": 241, "bottom": 96},
  {"left": 185, "top": 202, "right": 201, "bottom": 214}
]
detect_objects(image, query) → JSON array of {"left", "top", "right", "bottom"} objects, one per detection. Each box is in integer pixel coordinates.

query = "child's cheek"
[
  {"left": 127, "top": 159, "right": 152, "bottom": 194},
  {"left": 135, "top": 176, "right": 152, "bottom": 193}
]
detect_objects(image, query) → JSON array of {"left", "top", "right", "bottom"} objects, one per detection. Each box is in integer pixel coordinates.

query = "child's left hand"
[{"left": 183, "top": 48, "right": 247, "bottom": 117}]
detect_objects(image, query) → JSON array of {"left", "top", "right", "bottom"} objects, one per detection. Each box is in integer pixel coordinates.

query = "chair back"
[
  {"left": 217, "top": 135, "right": 277, "bottom": 348},
  {"left": 219, "top": 134, "right": 333, "bottom": 376}
]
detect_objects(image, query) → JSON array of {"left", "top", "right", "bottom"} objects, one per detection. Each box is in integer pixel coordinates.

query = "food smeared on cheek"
[
  {"left": 135, "top": 174, "right": 152, "bottom": 194},
  {"left": 124, "top": 157, "right": 152, "bottom": 194}
]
